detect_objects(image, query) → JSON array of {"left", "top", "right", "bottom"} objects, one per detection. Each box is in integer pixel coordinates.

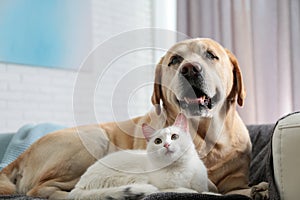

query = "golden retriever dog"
[{"left": 0, "top": 38, "right": 268, "bottom": 199}]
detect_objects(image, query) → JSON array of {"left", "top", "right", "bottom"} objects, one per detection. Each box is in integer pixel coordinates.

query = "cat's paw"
[
  {"left": 122, "top": 184, "right": 159, "bottom": 197},
  {"left": 161, "top": 187, "right": 198, "bottom": 193},
  {"left": 250, "top": 182, "right": 269, "bottom": 200},
  {"left": 104, "top": 184, "right": 159, "bottom": 200}
]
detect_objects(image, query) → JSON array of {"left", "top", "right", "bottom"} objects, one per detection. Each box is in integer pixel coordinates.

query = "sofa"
[
  {"left": 271, "top": 112, "right": 300, "bottom": 200},
  {"left": 0, "top": 112, "right": 299, "bottom": 200}
]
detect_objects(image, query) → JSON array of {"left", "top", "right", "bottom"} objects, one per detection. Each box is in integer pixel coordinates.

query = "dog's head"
[{"left": 151, "top": 38, "right": 245, "bottom": 118}]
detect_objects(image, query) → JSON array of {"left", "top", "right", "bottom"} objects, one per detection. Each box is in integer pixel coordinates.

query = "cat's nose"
[{"left": 163, "top": 143, "right": 170, "bottom": 148}]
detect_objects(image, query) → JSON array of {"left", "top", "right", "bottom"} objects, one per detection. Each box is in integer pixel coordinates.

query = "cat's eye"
[
  {"left": 171, "top": 134, "right": 179, "bottom": 140},
  {"left": 154, "top": 138, "right": 162, "bottom": 144}
]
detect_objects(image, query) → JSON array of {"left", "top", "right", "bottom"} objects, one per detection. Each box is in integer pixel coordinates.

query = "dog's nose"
[{"left": 180, "top": 62, "right": 202, "bottom": 76}]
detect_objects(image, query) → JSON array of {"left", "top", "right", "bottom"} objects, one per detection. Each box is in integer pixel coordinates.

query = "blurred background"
[{"left": 0, "top": 0, "right": 299, "bottom": 132}]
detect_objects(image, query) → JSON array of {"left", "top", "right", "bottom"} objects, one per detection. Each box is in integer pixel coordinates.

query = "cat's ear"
[
  {"left": 142, "top": 123, "right": 156, "bottom": 142},
  {"left": 174, "top": 113, "right": 189, "bottom": 132}
]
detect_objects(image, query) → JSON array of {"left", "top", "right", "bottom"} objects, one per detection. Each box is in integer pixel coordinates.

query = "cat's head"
[{"left": 142, "top": 113, "right": 194, "bottom": 167}]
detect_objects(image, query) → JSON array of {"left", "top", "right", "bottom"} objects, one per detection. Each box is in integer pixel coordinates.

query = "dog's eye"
[
  {"left": 206, "top": 50, "right": 219, "bottom": 60},
  {"left": 168, "top": 55, "right": 183, "bottom": 66},
  {"left": 154, "top": 138, "right": 162, "bottom": 144}
]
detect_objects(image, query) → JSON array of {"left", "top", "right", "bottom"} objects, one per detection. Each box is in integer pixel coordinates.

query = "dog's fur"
[{"left": 0, "top": 38, "right": 264, "bottom": 199}]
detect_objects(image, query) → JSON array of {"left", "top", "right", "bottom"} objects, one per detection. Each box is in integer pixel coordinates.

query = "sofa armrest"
[
  {"left": 272, "top": 112, "right": 300, "bottom": 200},
  {"left": 0, "top": 133, "right": 14, "bottom": 162}
]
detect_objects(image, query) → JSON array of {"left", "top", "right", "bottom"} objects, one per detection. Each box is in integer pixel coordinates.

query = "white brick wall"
[
  {"left": 76, "top": 0, "right": 156, "bottom": 124},
  {"left": 0, "top": 63, "right": 77, "bottom": 132},
  {"left": 0, "top": 0, "right": 155, "bottom": 132},
  {"left": 0, "top": 0, "right": 177, "bottom": 132}
]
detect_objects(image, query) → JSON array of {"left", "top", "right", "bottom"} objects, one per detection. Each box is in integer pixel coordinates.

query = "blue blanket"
[{"left": 0, "top": 123, "right": 65, "bottom": 170}]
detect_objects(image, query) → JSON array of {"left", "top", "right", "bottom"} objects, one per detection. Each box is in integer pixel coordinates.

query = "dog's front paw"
[{"left": 250, "top": 182, "right": 269, "bottom": 200}]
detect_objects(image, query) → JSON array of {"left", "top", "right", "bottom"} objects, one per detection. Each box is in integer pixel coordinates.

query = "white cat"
[{"left": 68, "top": 113, "right": 209, "bottom": 200}]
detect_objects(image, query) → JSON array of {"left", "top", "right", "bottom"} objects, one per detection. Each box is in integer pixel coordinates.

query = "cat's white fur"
[{"left": 68, "top": 114, "right": 208, "bottom": 200}]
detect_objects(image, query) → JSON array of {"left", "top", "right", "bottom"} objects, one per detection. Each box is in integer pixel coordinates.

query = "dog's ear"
[
  {"left": 225, "top": 49, "right": 246, "bottom": 107},
  {"left": 151, "top": 56, "right": 165, "bottom": 114}
]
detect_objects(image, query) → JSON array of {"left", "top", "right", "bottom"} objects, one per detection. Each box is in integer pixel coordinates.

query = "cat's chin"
[
  {"left": 163, "top": 150, "right": 182, "bottom": 162},
  {"left": 164, "top": 150, "right": 175, "bottom": 155}
]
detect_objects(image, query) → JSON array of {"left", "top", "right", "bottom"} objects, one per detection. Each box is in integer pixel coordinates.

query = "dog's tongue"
[{"left": 184, "top": 96, "right": 205, "bottom": 105}]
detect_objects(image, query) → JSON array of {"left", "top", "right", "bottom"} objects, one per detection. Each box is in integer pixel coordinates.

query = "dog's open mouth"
[
  {"left": 176, "top": 86, "right": 215, "bottom": 114},
  {"left": 181, "top": 95, "right": 212, "bottom": 108}
]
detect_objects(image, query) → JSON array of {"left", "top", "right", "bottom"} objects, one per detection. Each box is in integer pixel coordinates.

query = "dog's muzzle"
[{"left": 176, "top": 62, "right": 218, "bottom": 116}]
